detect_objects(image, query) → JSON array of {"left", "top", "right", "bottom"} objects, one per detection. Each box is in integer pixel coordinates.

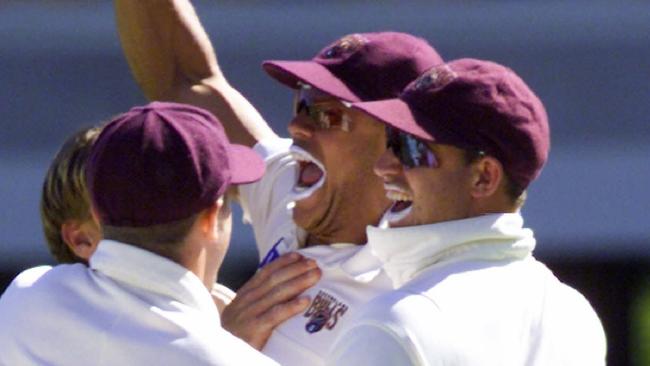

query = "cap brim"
[
  {"left": 227, "top": 144, "right": 265, "bottom": 184},
  {"left": 263, "top": 60, "right": 361, "bottom": 102},
  {"left": 352, "top": 99, "right": 434, "bottom": 141}
]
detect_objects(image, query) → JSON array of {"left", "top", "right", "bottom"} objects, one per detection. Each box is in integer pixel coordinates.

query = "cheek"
[{"left": 410, "top": 170, "right": 469, "bottom": 211}]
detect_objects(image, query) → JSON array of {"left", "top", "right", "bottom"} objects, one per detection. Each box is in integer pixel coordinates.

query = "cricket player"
[
  {"left": 327, "top": 59, "right": 607, "bottom": 365},
  {"left": 37, "top": 122, "right": 319, "bottom": 316},
  {"left": 0, "top": 102, "right": 279, "bottom": 365},
  {"left": 115, "top": 0, "right": 444, "bottom": 363}
]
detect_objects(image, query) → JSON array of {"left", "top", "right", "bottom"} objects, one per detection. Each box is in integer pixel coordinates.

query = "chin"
[{"left": 292, "top": 193, "right": 325, "bottom": 230}]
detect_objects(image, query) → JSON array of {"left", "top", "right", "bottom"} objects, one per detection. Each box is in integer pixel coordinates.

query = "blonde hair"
[{"left": 40, "top": 126, "right": 103, "bottom": 263}]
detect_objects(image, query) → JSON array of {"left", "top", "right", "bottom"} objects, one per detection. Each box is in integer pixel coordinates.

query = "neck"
[
  {"left": 177, "top": 238, "right": 219, "bottom": 290},
  {"left": 306, "top": 201, "right": 388, "bottom": 246},
  {"left": 298, "top": 176, "right": 390, "bottom": 245}
]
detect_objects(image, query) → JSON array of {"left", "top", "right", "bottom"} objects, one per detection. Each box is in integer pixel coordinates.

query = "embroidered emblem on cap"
[
  {"left": 304, "top": 290, "right": 349, "bottom": 333},
  {"left": 321, "top": 34, "right": 368, "bottom": 59},
  {"left": 412, "top": 64, "right": 458, "bottom": 92}
]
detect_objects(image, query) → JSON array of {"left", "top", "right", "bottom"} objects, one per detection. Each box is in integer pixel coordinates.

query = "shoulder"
[
  {"left": 0, "top": 264, "right": 89, "bottom": 308},
  {"left": 6, "top": 265, "right": 53, "bottom": 289},
  {"left": 328, "top": 290, "right": 445, "bottom": 366},
  {"left": 541, "top": 279, "right": 607, "bottom": 360}
]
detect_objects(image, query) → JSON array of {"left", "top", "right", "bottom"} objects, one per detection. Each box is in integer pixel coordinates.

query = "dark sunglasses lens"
[
  {"left": 386, "top": 127, "right": 436, "bottom": 168},
  {"left": 387, "top": 127, "right": 414, "bottom": 167},
  {"left": 295, "top": 99, "right": 305, "bottom": 115},
  {"left": 295, "top": 89, "right": 349, "bottom": 130},
  {"left": 294, "top": 89, "right": 311, "bottom": 116}
]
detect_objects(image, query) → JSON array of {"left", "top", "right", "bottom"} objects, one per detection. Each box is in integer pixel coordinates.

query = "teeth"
[
  {"left": 290, "top": 146, "right": 325, "bottom": 170},
  {"left": 384, "top": 183, "right": 412, "bottom": 202},
  {"left": 386, "top": 191, "right": 411, "bottom": 202},
  {"left": 379, "top": 183, "right": 413, "bottom": 228}
]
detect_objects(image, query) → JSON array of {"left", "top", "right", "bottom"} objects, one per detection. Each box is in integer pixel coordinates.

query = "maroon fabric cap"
[
  {"left": 262, "top": 32, "right": 443, "bottom": 102},
  {"left": 86, "top": 102, "right": 265, "bottom": 227},
  {"left": 353, "top": 59, "right": 550, "bottom": 189}
]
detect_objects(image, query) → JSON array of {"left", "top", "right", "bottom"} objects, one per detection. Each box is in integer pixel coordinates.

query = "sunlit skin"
[
  {"left": 213, "top": 194, "right": 233, "bottom": 275},
  {"left": 288, "top": 95, "right": 391, "bottom": 245}
]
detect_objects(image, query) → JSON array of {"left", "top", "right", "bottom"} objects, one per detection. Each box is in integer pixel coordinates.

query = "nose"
[
  {"left": 374, "top": 148, "right": 403, "bottom": 179},
  {"left": 288, "top": 114, "right": 314, "bottom": 140}
]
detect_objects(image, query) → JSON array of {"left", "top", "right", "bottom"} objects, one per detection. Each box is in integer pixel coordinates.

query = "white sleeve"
[
  {"left": 210, "top": 283, "right": 236, "bottom": 314},
  {"left": 327, "top": 322, "right": 420, "bottom": 366},
  {"left": 238, "top": 137, "right": 306, "bottom": 266}
]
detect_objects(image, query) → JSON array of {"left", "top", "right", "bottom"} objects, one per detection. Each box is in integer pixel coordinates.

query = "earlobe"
[
  {"left": 61, "top": 220, "right": 101, "bottom": 261},
  {"left": 471, "top": 157, "right": 503, "bottom": 198}
]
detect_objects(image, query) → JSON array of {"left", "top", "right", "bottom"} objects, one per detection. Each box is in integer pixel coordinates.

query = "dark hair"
[{"left": 101, "top": 212, "right": 200, "bottom": 263}]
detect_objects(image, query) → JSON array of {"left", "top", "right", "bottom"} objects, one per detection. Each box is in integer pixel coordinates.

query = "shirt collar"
[
  {"left": 366, "top": 213, "right": 536, "bottom": 288},
  {"left": 299, "top": 243, "right": 384, "bottom": 283},
  {"left": 90, "top": 240, "right": 219, "bottom": 322}
]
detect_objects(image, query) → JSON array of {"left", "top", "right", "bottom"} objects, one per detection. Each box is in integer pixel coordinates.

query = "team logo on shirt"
[{"left": 304, "top": 290, "right": 349, "bottom": 333}]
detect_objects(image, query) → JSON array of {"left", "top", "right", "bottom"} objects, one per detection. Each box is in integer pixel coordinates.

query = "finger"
[
  {"left": 241, "top": 295, "right": 313, "bottom": 350},
  {"left": 239, "top": 259, "right": 319, "bottom": 304},
  {"left": 258, "top": 295, "right": 312, "bottom": 330},
  {"left": 244, "top": 267, "right": 321, "bottom": 316},
  {"left": 239, "top": 252, "right": 302, "bottom": 291}
]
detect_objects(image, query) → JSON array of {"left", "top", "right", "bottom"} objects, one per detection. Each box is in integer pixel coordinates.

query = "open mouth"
[
  {"left": 290, "top": 145, "right": 326, "bottom": 201},
  {"left": 297, "top": 160, "right": 323, "bottom": 188},
  {"left": 390, "top": 200, "right": 413, "bottom": 213},
  {"left": 379, "top": 185, "right": 413, "bottom": 228}
]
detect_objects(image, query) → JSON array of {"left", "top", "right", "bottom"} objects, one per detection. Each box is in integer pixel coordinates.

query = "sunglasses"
[
  {"left": 293, "top": 85, "right": 351, "bottom": 131},
  {"left": 385, "top": 126, "right": 438, "bottom": 169}
]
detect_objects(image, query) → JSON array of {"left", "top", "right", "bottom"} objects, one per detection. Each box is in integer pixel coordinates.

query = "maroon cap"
[
  {"left": 86, "top": 102, "right": 265, "bottom": 227},
  {"left": 262, "top": 32, "right": 443, "bottom": 102},
  {"left": 353, "top": 59, "right": 550, "bottom": 189}
]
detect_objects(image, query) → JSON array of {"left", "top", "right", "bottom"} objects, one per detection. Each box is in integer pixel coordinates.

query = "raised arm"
[{"left": 114, "top": 0, "right": 276, "bottom": 146}]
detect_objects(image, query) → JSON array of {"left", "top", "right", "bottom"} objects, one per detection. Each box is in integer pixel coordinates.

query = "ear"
[
  {"left": 469, "top": 156, "right": 504, "bottom": 199},
  {"left": 60, "top": 219, "right": 101, "bottom": 261},
  {"left": 198, "top": 199, "right": 222, "bottom": 238}
]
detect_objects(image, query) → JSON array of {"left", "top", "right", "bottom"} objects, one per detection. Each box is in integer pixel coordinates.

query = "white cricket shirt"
[
  {"left": 328, "top": 213, "right": 607, "bottom": 366},
  {"left": 238, "top": 137, "right": 394, "bottom": 365},
  {"left": 0, "top": 240, "right": 278, "bottom": 366},
  {"left": 238, "top": 137, "right": 307, "bottom": 265}
]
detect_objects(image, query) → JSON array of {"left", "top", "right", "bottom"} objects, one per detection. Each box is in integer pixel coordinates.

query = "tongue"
[
  {"left": 298, "top": 162, "right": 324, "bottom": 187},
  {"left": 391, "top": 200, "right": 412, "bottom": 213}
]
